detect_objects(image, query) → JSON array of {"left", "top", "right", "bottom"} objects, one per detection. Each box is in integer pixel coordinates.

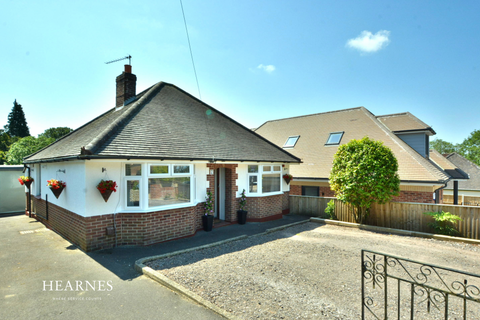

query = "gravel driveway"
[{"left": 147, "top": 222, "right": 480, "bottom": 319}]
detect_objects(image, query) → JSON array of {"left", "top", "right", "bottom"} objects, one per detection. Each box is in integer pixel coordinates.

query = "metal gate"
[{"left": 361, "top": 250, "right": 480, "bottom": 319}]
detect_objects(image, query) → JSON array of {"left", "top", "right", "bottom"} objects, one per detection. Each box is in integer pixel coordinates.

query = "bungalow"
[
  {"left": 23, "top": 65, "right": 301, "bottom": 251},
  {"left": 255, "top": 107, "right": 467, "bottom": 203}
]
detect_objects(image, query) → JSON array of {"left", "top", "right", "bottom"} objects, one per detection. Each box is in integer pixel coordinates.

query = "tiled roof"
[
  {"left": 429, "top": 149, "right": 469, "bottom": 180},
  {"left": 255, "top": 107, "right": 449, "bottom": 184},
  {"left": 376, "top": 112, "right": 435, "bottom": 134},
  {"left": 24, "top": 82, "right": 300, "bottom": 164},
  {"left": 444, "top": 153, "right": 480, "bottom": 190}
]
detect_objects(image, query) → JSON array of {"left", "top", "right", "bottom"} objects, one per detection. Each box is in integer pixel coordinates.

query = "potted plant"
[
  {"left": 283, "top": 173, "right": 293, "bottom": 184},
  {"left": 47, "top": 179, "right": 66, "bottom": 199},
  {"left": 237, "top": 189, "right": 248, "bottom": 225},
  {"left": 96, "top": 180, "right": 117, "bottom": 202},
  {"left": 202, "top": 191, "right": 214, "bottom": 232},
  {"left": 18, "top": 176, "right": 34, "bottom": 189}
]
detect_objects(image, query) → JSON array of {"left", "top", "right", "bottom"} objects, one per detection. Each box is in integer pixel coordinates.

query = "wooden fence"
[{"left": 289, "top": 195, "right": 480, "bottom": 240}]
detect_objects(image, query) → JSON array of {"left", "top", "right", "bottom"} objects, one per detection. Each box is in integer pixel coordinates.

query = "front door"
[{"left": 215, "top": 168, "right": 226, "bottom": 220}]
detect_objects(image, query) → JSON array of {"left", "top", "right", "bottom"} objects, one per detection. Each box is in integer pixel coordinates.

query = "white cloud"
[
  {"left": 257, "top": 64, "right": 276, "bottom": 73},
  {"left": 346, "top": 30, "right": 390, "bottom": 53}
]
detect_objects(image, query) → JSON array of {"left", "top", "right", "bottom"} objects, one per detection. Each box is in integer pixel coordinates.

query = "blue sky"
[{"left": 1, "top": 0, "right": 479, "bottom": 144}]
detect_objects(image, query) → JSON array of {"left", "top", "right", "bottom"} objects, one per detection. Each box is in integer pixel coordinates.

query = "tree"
[
  {"left": 6, "top": 136, "right": 54, "bottom": 164},
  {"left": 4, "top": 99, "right": 30, "bottom": 138},
  {"left": 458, "top": 129, "right": 480, "bottom": 166},
  {"left": 329, "top": 136, "right": 400, "bottom": 224},
  {"left": 430, "top": 138, "right": 458, "bottom": 154},
  {"left": 39, "top": 127, "right": 73, "bottom": 141},
  {"left": 0, "top": 129, "right": 19, "bottom": 164}
]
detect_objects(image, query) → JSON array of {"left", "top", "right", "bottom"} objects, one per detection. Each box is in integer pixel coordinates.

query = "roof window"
[
  {"left": 283, "top": 135, "right": 300, "bottom": 148},
  {"left": 326, "top": 132, "right": 344, "bottom": 145}
]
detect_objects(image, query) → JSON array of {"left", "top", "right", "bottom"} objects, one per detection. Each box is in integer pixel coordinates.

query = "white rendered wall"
[
  {"left": 84, "top": 161, "right": 122, "bottom": 217},
  {"left": 36, "top": 161, "right": 86, "bottom": 216}
]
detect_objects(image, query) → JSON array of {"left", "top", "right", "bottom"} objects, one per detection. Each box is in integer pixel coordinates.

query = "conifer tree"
[{"left": 4, "top": 99, "right": 30, "bottom": 138}]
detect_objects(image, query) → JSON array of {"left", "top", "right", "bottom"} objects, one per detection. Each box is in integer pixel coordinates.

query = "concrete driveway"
[{"left": 0, "top": 214, "right": 222, "bottom": 320}]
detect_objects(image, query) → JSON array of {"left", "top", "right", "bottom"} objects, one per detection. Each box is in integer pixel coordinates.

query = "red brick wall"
[
  {"left": 392, "top": 191, "right": 434, "bottom": 203},
  {"left": 31, "top": 195, "right": 205, "bottom": 252},
  {"left": 290, "top": 185, "right": 301, "bottom": 195},
  {"left": 291, "top": 184, "right": 434, "bottom": 204},
  {"left": 244, "top": 194, "right": 283, "bottom": 221}
]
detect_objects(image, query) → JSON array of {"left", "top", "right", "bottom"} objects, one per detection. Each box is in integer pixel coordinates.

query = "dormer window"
[
  {"left": 326, "top": 132, "right": 344, "bottom": 145},
  {"left": 283, "top": 135, "right": 300, "bottom": 148}
]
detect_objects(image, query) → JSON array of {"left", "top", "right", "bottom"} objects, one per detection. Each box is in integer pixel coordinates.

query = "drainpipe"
[
  {"left": 453, "top": 181, "right": 459, "bottom": 205},
  {"left": 434, "top": 181, "right": 449, "bottom": 204},
  {"left": 23, "top": 165, "right": 31, "bottom": 217}
]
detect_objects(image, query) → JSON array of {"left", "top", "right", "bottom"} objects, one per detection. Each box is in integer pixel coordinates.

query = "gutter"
[{"left": 24, "top": 154, "right": 302, "bottom": 165}]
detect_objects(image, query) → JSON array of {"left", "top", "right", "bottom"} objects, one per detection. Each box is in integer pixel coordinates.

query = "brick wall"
[
  {"left": 392, "top": 191, "right": 434, "bottom": 203},
  {"left": 244, "top": 194, "right": 283, "bottom": 221},
  {"left": 30, "top": 195, "right": 205, "bottom": 252},
  {"left": 290, "top": 185, "right": 301, "bottom": 195},
  {"left": 291, "top": 184, "right": 434, "bottom": 204}
]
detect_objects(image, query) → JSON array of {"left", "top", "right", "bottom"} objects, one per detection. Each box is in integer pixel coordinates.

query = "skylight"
[
  {"left": 283, "top": 135, "right": 300, "bottom": 148},
  {"left": 326, "top": 132, "right": 344, "bottom": 145}
]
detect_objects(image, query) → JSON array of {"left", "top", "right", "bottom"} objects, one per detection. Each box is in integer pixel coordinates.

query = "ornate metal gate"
[{"left": 361, "top": 250, "right": 480, "bottom": 319}]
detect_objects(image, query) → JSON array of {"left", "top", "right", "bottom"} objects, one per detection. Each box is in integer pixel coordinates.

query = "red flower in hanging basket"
[
  {"left": 18, "top": 176, "right": 34, "bottom": 186},
  {"left": 96, "top": 180, "right": 117, "bottom": 194},
  {"left": 47, "top": 179, "right": 66, "bottom": 190},
  {"left": 283, "top": 173, "right": 293, "bottom": 184}
]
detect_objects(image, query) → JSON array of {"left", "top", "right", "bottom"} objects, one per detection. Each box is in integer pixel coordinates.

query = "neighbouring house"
[
  {"left": 255, "top": 107, "right": 467, "bottom": 203},
  {"left": 23, "top": 65, "right": 301, "bottom": 251},
  {"left": 441, "top": 153, "right": 480, "bottom": 205}
]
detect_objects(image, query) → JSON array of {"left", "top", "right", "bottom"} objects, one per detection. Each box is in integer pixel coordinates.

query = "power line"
[{"left": 180, "top": 0, "right": 201, "bottom": 100}]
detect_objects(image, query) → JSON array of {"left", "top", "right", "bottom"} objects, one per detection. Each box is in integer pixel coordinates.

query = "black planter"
[
  {"left": 237, "top": 210, "right": 248, "bottom": 225},
  {"left": 202, "top": 215, "right": 214, "bottom": 232}
]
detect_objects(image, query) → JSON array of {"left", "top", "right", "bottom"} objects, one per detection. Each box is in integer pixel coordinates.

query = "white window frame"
[
  {"left": 283, "top": 135, "right": 300, "bottom": 148},
  {"left": 326, "top": 131, "right": 344, "bottom": 145},
  {"left": 125, "top": 176, "right": 142, "bottom": 210},
  {"left": 247, "top": 164, "right": 282, "bottom": 196},
  {"left": 123, "top": 163, "right": 195, "bottom": 211}
]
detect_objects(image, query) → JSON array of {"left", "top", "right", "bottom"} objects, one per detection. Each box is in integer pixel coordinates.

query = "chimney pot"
[{"left": 124, "top": 64, "right": 132, "bottom": 74}]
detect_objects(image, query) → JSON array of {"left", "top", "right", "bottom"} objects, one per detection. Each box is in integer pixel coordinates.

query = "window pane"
[
  {"left": 148, "top": 177, "right": 191, "bottom": 207},
  {"left": 249, "top": 176, "right": 258, "bottom": 193},
  {"left": 173, "top": 165, "right": 190, "bottom": 174},
  {"left": 248, "top": 165, "right": 258, "bottom": 173},
  {"left": 284, "top": 136, "right": 299, "bottom": 148},
  {"left": 302, "top": 186, "right": 319, "bottom": 197},
  {"left": 263, "top": 165, "right": 271, "bottom": 172},
  {"left": 327, "top": 132, "right": 343, "bottom": 145},
  {"left": 126, "top": 164, "right": 142, "bottom": 176},
  {"left": 150, "top": 165, "right": 169, "bottom": 174},
  {"left": 262, "top": 174, "right": 280, "bottom": 193},
  {"left": 126, "top": 180, "right": 140, "bottom": 207},
  {"left": 273, "top": 165, "right": 281, "bottom": 172}
]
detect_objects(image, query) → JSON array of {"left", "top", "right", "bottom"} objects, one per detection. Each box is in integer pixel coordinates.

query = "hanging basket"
[
  {"left": 283, "top": 176, "right": 292, "bottom": 184},
  {"left": 24, "top": 179, "right": 34, "bottom": 189},
  {"left": 100, "top": 189, "right": 113, "bottom": 202},
  {"left": 50, "top": 187, "right": 65, "bottom": 199}
]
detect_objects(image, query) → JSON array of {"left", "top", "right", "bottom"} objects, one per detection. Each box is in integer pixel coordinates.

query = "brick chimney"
[{"left": 116, "top": 65, "right": 137, "bottom": 107}]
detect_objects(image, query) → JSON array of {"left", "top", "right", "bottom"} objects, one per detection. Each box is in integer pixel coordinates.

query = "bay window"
[
  {"left": 247, "top": 164, "right": 282, "bottom": 195},
  {"left": 124, "top": 163, "right": 193, "bottom": 210}
]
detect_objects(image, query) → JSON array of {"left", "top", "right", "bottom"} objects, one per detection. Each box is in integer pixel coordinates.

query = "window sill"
[
  {"left": 244, "top": 191, "right": 284, "bottom": 198},
  {"left": 119, "top": 200, "right": 200, "bottom": 213}
]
